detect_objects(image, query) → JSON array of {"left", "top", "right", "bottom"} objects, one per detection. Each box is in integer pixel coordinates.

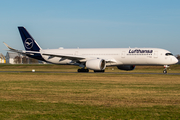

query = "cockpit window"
[{"left": 165, "top": 53, "right": 173, "bottom": 56}]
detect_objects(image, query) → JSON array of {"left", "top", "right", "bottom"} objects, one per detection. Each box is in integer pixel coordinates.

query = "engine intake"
[{"left": 86, "top": 59, "right": 106, "bottom": 70}]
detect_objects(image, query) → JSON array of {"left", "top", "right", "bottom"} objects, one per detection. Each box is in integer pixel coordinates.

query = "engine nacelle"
[
  {"left": 86, "top": 59, "right": 106, "bottom": 70},
  {"left": 117, "top": 65, "right": 135, "bottom": 71}
]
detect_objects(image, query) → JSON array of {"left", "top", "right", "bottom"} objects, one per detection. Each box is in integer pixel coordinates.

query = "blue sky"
[{"left": 0, "top": 0, "right": 180, "bottom": 55}]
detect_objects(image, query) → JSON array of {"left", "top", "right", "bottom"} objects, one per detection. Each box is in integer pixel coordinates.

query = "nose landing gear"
[
  {"left": 163, "top": 69, "right": 167, "bottom": 74},
  {"left": 163, "top": 65, "right": 169, "bottom": 74}
]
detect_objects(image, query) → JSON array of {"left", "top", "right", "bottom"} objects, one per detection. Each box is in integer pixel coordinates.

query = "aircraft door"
[
  {"left": 74, "top": 51, "right": 78, "bottom": 55},
  {"left": 154, "top": 51, "right": 158, "bottom": 58},
  {"left": 121, "top": 51, "right": 125, "bottom": 58}
]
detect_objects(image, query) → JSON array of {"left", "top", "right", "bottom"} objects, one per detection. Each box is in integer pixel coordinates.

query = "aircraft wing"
[
  {"left": 4, "top": 42, "right": 117, "bottom": 63},
  {"left": 42, "top": 53, "right": 86, "bottom": 61},
  {"left": 42, "top": 53, "right": 117, "bottom": 63}
]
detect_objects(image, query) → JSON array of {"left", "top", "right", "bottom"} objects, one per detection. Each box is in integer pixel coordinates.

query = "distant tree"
[
  {"left": 29, "top": 58, "right": 39, "bottom": 64},
  {"left": 21, "top": 56, "right": 39, "bottom": 64},
  {"left": 176, "top": 55, "right": 180, "bottom": 60},
  {"left": 14, "top": 56, "right": 21, "bottom": 64},
  {"left": 22, "top": 56, "right": 28, "bottom": 64}
]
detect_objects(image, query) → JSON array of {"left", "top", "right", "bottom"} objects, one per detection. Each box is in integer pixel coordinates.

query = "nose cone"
[{"left": 173, "top": 57, "right": 179, "bottom": 64}]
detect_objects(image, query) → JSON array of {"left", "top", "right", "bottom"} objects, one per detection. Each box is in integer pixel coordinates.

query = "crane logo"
[{"left": 24, "top": 38, "right": 33, "bottom": 49}]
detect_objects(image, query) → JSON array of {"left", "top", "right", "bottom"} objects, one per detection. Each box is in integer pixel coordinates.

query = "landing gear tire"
[
  {"left": 94, "top": 70, "right": 105, "bottom": 73},
  {"left": 163, "top": 65, "right": 169, "bottom": 74},
  {"left": 77, "top": 69, "right": 89, "bottom": 73},
  {"left": 163, "top": 70, "right": 167, "bottom": 74}
]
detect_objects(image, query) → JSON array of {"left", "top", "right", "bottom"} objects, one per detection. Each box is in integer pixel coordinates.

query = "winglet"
[
  {"left": 4, "top": 42, "right": 15, "bottom": 50},
  {"left": 3, "top": 42, "right": 20, "bottom": 53}
]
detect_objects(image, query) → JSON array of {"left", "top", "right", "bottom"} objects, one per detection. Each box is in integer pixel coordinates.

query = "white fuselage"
[
  {"left": 6, "top": 26, "right": 178, "bottom": 73},
  {"left": 40, "top": 48, "right": 178, "bottom": 66}
]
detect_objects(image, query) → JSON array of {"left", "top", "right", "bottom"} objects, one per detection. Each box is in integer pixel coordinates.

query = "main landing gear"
[
  {"left": 163, "top": 65, "right": 169, "bottom": 74},
  {"left": 77, "top": 68, "right": 89, "bottom": 72},
  {"left": 77, "top": 69, "right": 105, "bottom": 73},
  {"left": 94, "top": 70, "right": 105, "bottom": 73}
]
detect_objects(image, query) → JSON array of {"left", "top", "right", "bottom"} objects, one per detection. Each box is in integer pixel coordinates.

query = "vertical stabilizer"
[{"left": 18, "top": 27, "right": 41, "bottom": 51}]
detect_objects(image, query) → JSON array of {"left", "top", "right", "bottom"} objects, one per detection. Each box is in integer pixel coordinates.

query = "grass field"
[{"left": 0, "top": 64, "right": 180, "bottom": 119}]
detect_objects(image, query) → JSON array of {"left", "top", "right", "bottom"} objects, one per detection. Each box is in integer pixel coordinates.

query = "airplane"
[{"left": 4, "top": 26, "right": 178, "bottom": 74}]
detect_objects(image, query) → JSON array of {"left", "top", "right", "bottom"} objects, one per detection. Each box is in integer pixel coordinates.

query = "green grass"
[
  {"left": 1, "top": 101, "right": 180, "bottom": 120},
  {"left": 0, "top": 65, "right": 180, "bottom": 119}
]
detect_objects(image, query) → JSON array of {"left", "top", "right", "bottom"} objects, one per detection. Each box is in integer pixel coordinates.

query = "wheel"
[
  {"left": 77, "top": 69, "right": 89, "bottom": 73},
  {"left": 94, "top": 70, "right": 105, "bottom": 73},
  {"left": 77, "top": 69, "right": 81, "bottom": 72},
  {"left": 85, "top": 69, "right": 89, "bottom": 72},
  {"left": 163, "top": 70, "right": 167, "bottom": 74}
]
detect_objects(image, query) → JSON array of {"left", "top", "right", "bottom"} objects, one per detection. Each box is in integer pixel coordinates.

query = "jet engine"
[
  {"left": 86, "top": 59, "right": 106, "bottom": 70},
  {"left": 117, "top": 65, "right": 135, "bottom": 71}
]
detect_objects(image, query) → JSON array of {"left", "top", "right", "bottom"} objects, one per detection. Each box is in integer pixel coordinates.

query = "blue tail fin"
[{"left": 18, "top": 27, "right": 41, "bottom": 51}]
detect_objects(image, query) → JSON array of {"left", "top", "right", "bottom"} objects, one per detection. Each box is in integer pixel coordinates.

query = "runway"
[{"left": 0, "top": 71, "right": 180, "bottom": 75}]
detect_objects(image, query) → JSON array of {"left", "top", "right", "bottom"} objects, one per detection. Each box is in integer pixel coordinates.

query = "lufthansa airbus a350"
[{"left": 4, "top": 27, "right": 178, "bottom": 73}]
